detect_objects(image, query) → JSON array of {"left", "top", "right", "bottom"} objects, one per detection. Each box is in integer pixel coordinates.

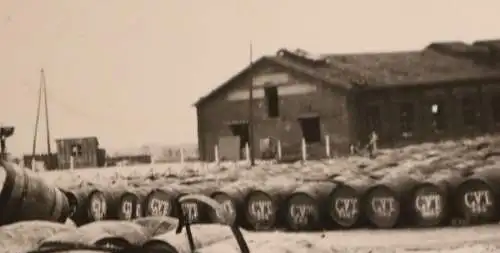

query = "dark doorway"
[
  {"left": 398, "top": 102, "right": 415, "bottom": 138},
  {"left": 365, "top": 104, "right": 382, "bottom": 134},
  {"left": 299, "top": 117, "right": 321, "bottom": 144},
  {"left": 229, "top": 123, "right": 249, "bottom": 150},
  {"left": 462, "top": 96, "right": 478, "bottom": 127},
  {"left": 264, "top": 86, "right": 279, "bottom": 118}
]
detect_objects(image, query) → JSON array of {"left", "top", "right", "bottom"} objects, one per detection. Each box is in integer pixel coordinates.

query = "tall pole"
[
  {"left": 42, "top": 69, "right": 53, "bottom": 169},
  {"left": 31, "top": 70, "right": 43, "bottom": 169},
  {"left": 248, "top": 42, "right": 256, "bottom": 166}
]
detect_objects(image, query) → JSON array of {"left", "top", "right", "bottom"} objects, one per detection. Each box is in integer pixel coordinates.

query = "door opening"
[
  {"left": 229, "top": 123, "right": 250, "bottom": 150},
  {"left": 299, "top": 117, "right": 321, "bottom": 144}
]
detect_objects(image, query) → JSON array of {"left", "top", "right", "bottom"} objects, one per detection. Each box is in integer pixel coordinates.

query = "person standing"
[{"left": 367, "top": 131, "right": 379, "bottom": 158}]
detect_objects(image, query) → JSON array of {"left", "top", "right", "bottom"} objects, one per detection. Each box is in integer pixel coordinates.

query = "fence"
[{"left": 212, "top": 135, "right": 347, "bottom": 164}]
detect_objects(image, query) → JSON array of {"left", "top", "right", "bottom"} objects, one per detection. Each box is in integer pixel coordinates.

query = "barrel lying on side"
[
  {"left": 60, "top": 186, "right": 100, "bottom": 226},
  {"left": 285, "top": 181, "right": 336, "bottom": 231},
  {"left": 455, "top": 165, "right": 500, "bottom": 224},
  {"left": 0, "top": 161, "right": 71, "bottom": 226},
  {"left": 364, "top": 174, "right": 420, "bottom": 229},
  {"left": 209, "top": 181, "right": 255, "bottom": 227},
  {"left": 410, "top": 172, "right": 464, "bottom": 227},
  {"left": 118, "top": 187, "right": 152, "bottom": 220},
  {"left": 39, "top": 220, "right": 151, "bottom": 250},
  {"left": 145, "top": 184, "right": 213, "bottom": 224},
  {"left": 329, "top": 177, "right": 373, "bottom": 229},
  {"left": 141, "top": 224, "right": 237, "bottom": 253},
  {"left": 244, "top": 181, "right": 298, "bottom": 231}
]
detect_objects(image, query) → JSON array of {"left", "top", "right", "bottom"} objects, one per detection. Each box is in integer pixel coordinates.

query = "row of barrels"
[
  {"left": 2, "top": 159, "right": 500, "bottom": 231},
  {"left": 61, "top": 166, "right": 500, "bottom": 230}
]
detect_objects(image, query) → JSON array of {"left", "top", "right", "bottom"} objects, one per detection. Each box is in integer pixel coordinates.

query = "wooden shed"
[{"left": 55, "top": 136, "right": 100, "bottom": 169}]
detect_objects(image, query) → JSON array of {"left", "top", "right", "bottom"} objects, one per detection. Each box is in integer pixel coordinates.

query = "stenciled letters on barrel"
[
  {"left": 415, "top": 194, "right": 441, "bottom": 218},
  {"left": 249, "top": 200, "right": 272, "bottom": 222},
  {"left": 335, "top": 198, "right": 358, "bottom": 219},
  {"left": 371, "top": 197, "right": 395, "bottom": 217},
  {"left": 464, "top": 190, "right": 492, "bottom": 215}
]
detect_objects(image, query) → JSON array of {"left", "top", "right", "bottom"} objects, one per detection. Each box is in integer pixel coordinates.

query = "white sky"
[{"left": 0, "top": 0, "right": 498, "bottom": 155}]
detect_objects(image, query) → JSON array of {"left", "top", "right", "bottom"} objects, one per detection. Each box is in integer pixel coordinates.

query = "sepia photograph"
[{"left": 0, "top": 0, "right": 499, "bottom": 252}]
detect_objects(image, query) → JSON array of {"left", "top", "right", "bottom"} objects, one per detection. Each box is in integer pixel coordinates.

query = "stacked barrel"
[{"left": 4, "top": 159, "right": 500, "bottom": 232}]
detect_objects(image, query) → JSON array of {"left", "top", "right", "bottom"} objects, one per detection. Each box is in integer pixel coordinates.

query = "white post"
[
  {"left": 214, "top": 145, "right": 219, "bottom": 164},
  {"left": 69, "top": 155, "right": 75, "bottom": 170},
  {"left": 245, "top": 142, "right": 250, "bottom": 162},
  {"left": 277, "top": 140, "right": 282, "bottom": 161},
  {"left": 301, "top": 138, "right": 307, "bottom": 162},
  {"left": 180, "top": 148, "right": 185, "bottom": 164},
  {"left": 31, "top": 159, "right": 36, "bottom": 171},
  {"left": 325, "top": 135, "right": 331, "bottom": 158}
]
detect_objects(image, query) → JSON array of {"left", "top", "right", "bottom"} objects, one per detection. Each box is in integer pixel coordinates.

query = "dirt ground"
[{"left": 5, "top": 135, "right": 500, "bottom": 253}]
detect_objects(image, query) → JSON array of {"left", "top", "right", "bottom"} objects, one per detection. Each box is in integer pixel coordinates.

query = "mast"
[
  {"left": 42, "top": 69, "right": 53, "bottom": 168},
  {"left": 31, "top": 69, "right": 43, "bottom": 169},
  {"left": 31, "top": 68, "right": 53, "bottom": 170},
  {"left": 248, "top": 42, "right": 255, "bottom": 166}
]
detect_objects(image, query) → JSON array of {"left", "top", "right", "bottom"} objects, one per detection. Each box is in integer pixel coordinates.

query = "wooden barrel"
[
  {"left": 284, "top": 181, "right": 336, "bottom": 231},
  {"left": 0, "top": 161, "right": 71, "bottom": 225},
  {"left": 144, "top": 185, "right": 182, "bottom": 218},
  {"left": 39, "top": 220, "right": 151, "bottom": 250},
  {"left": 141, "top": 224, "right": 236, "bottom": 253},
  {"left": 329, "top": 177, "right": 373, "bottom": 229},
  {"left": 60, "top": 186, "right": 99, "bottom": 226},
  {"left": 118, "top": 187, "right": 152, "bottom": 220},
  {"left": 455, "top": 165, "right": 500, "bottom": 224},
  {"left": 0, "top": 221, "right": 77, "bottom": 253},
  {"left": 209, "top": 181, "right": 255, "bottom": 227},
  {"left": 244, "top": 180, "right": 298, "bottom": 231},
  {"left": 178, "top": 184, "right": 216, "bottom": 224},
  {"left": 86, "top": 186, "right": 127, "bottom": 222},
  {"left": 410, "top": 172, "right": 464, "bottom": 227},
  {"left": 145, "top": 184, "right": 212, "bottom": 224},
  {"left": 364, "top": 174, "right": 420, "bottom": 229}
]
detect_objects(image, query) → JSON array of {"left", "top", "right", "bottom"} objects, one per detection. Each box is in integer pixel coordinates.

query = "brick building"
[{"left": 194, "top": 39, "right": 500, "bottom": 161}]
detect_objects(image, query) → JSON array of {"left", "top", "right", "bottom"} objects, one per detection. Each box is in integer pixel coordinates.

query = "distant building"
[
  {"left": 56, "top": 136, "right": 104, "bottom": 169},
  {"left": 194, "top": 39, "right": 500, "bottom": 161},
  {"left": 106, "top": 154, "right": 152, "bottom": 166},
  {"left": 22, "top": 153, "right": 58, "bottom": 171}
]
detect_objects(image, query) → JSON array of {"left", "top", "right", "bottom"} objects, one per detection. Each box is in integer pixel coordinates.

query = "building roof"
[{"left": 194, "top": 41, "right": 500, "bottom": 107}]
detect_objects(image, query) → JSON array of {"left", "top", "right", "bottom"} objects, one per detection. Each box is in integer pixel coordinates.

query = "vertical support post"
[
  {"left": 277, "top": 140, "right": 282, "bottom": 161},
  {"left": 248, "top": 42, "right": 256, "bottom": 166},
  {"left": 301, "top": 138, "right": 307, "bottom": 162},
  {"left": 70, "top": 155, "right": 75, "bottom": 170},
  {"left": 325, "top": 135, "right": 331, "bottom": 158},
  {"left": 180, "top": 148, "right": 185, "bottom": 164},
  {"left": 245, "top": 142, "right": 250, "bottom": 162},
  {"left": 214, "top": 145, "right": 220, "bottom": 164}
]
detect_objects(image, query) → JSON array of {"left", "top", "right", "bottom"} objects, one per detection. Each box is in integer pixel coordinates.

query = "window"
[
  {"left": 462, "top": 96, "right": 478, "bottom": 127},
  {"left": 264, "top": 86, "right": 279, "bottom": 118},
  {"left": 229, "top": 123, "right": 250, "bottom": 150},
  {"left": 299, "top": 117, "right": 321, "bottom": 144},
  {"left": 71, "top": 144, "right": 83, "bottom": 157},
  {"left": 365, "top": 105, "right": 382, "bottom": 134},
  {"left": 430, "top": 100, "right": 446, "bottom": 132},
  {"left": 491, "top": 93, "right": 500, "bottom": 123},
  {"left": 399, "top": 102, "right": 415, "bottom": 138}
]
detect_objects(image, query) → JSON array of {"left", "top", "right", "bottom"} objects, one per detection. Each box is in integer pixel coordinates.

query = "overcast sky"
[{"left": 0, "top": 0, "right": 498, "bottom": 156}]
